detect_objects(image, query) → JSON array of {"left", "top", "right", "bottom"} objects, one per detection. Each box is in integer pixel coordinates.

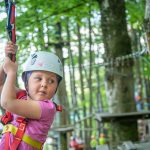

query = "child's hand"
[
  {"left": 3, "top": 57, "right": 18, "bottom": 75},
  {"left": 5, "top": 41, "right": 18, "bottom": 57}
]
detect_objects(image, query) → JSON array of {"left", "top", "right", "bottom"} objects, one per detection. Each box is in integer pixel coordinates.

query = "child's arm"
[
  {"left": 1, "top": 57, "right": 42, "bottom": 119},
  {"left": 1, "top": 57, "right": 18, "bottom": 108},
  {"left": 0, "top": 65, "right": 5, "bottom": 94},
  {"left": 1, "top": 43, "right": 43, "bottom": 119}
]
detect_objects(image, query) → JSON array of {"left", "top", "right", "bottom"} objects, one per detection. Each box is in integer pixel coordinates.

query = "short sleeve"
[{"left": 39, "top": 100, "right": 56, "bottom": 125}]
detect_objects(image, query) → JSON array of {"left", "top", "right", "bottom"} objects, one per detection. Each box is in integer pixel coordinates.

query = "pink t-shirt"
[{"left": 0, "top": 99, "right": 56, "bottom": 149}]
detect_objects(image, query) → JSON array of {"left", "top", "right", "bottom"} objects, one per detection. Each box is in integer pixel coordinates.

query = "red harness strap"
[
  {"left": 1, "top": 111, "right": 13, "bottom": 125},
  {"left": 4, "top": 133, "right": 10, "bottom": 150},
  {"left": 10, "top": 117, "right": 27, "bottom": 150},
  {"left": 53, "top": 102, "right": 63, "bottom": 111},
  {"left": 1, "top": 90, "right": 27, "bottom": 150},
  {"left": 3, "top": 118, "right": 27, "bottom": 150}
]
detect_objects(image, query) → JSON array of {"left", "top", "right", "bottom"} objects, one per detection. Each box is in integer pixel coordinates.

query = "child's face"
[{"left": 27, "top": 71, "right": 58, "bottom": 101}]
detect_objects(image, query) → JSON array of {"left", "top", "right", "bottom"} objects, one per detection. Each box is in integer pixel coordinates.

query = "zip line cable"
[{"left": 71, "top": 49, "right": 149, "bottom": 69}]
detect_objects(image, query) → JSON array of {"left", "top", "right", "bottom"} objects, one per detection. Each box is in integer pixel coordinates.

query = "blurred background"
[{"left": 0, "top": 0, "right": 150, "bottom": 150}]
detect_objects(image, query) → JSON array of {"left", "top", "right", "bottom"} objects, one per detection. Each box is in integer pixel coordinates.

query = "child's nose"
[{"left": 41, "top": 80, "right": 47, "bottom": 87}]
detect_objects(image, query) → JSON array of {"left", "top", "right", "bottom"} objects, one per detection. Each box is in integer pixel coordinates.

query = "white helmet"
[{"left": 22, "top": 51, "right": 63, "bottom": 80}]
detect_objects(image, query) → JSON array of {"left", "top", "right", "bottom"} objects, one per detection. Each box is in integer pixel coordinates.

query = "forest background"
[{"left": 0, "top": 0, "right": 150, "bottom": 150}]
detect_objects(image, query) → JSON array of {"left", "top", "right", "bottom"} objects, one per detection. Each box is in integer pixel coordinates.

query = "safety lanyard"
[{"left": 4, "top": 0, "right": 16, "bottom": 61}]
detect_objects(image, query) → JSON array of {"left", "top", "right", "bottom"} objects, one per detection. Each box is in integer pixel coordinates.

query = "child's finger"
[
  {"left": 14, "top": 44, "right": 18, "bottom": 52},
  {"left": 7, "top": 51, "right": 16, "bottom": 54},
  {"left": 9, "top": 44, "right": 18, "bottom": 52},
  {"left": 7, "top": 41, "right": 13, "bottom": 45},
  {"left": 5, "top": 43, "right": 17, "bottom": 54}
]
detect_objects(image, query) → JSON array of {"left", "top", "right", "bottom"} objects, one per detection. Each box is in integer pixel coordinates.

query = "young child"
[{"left": 0, "top": 42, "right": 63, "bottom": 149}]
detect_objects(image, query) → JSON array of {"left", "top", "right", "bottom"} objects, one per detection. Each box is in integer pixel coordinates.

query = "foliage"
[
  {"left": 126, "top": 0, "right": 145, "bottom": 29},
  {"left": 141, "top": 55, "right": 150, "bottom": 77},
  {"left": 0, "top": 0, "right": 148, "bottom": 148}
]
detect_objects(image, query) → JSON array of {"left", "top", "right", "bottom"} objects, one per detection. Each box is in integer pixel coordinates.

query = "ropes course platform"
[
  {"left": 117, "top": 141, "right": 150, "bottom": 150},
  {"left": 51, "top": 125, "right": 74, "bottom": 132},
  {"left": 95, "top": 111, "right": 150, "bottom": 122}
]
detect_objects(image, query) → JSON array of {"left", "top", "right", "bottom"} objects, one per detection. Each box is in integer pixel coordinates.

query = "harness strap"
[
  {"left": 1, "top": 111, "right": 13, "bottom": 125},
  {"left": 10, "top": 122, "right": 26, "bottom": 150},
  {"left": 1, "top": 90, "right": 60, "bottom": 149},
  {"left": 53, "top": 102, "right": 63, "bottom": 111},
  {"left": 2, "top": 124, "right": 43, "bottom": 150},
  {"left": 4, "top": 133, "right": 10, "bottom": 150}
]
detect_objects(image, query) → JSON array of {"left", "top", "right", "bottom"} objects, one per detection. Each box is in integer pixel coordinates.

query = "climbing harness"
[
  {"left": 2, "top": 124, "right": 43, "bottom": 149},
  {"left": 4, "top": 0, "right": 16, "bottom": 61},
  {"left": 1, "top": 91, "right": 27, "bottom": 150},
  {"left": 1, "top": 91, "right": 29, "bottom": 150},
  {"left": 1, "top": 90, "right": 63, "bottom": 150}
]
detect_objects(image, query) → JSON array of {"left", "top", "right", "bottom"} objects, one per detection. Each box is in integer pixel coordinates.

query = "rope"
[{"left": 71, "top": 49, "right": 148, "bottom": 69}]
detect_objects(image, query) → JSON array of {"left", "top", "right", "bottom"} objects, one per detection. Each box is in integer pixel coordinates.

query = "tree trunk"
[
  {"left": 54, "top": 22, "right": 69, "bottom": 150},
  {"left": 130, "top": 28, "right": 143, "bottom": 111},
  {"left": 144, "top": 0, "right": 150, "bottom": 52},
  {"left": 66, "top": 18, "right": 80, "bottom": 124},
  {"left": 77, "top": 22, "right": 88, "bottom": 144},
  {"left": 95, "top": 52, "right": 103, "bottom": 112},
  {"left": 34, "top": 7, "right": 45, "bottom": 50},
  {"left": 97, "top": 0, "right": 138, "bottom": 148},
  {"left": 88, "top": 6, "right": 93, "bottom": 138}
]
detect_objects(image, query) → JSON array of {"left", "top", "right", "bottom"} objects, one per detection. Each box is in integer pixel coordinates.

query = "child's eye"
[
  {"left": 48, "top": 79, "right": 54, "bottom": 84},
  {"left": 34, "top": 77, "right": 42, "bottom": 81}
]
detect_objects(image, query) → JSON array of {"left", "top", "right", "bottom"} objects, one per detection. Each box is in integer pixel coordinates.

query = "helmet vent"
[{"left": 31, "top": 53, "right": 37, "bottom": 65}]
